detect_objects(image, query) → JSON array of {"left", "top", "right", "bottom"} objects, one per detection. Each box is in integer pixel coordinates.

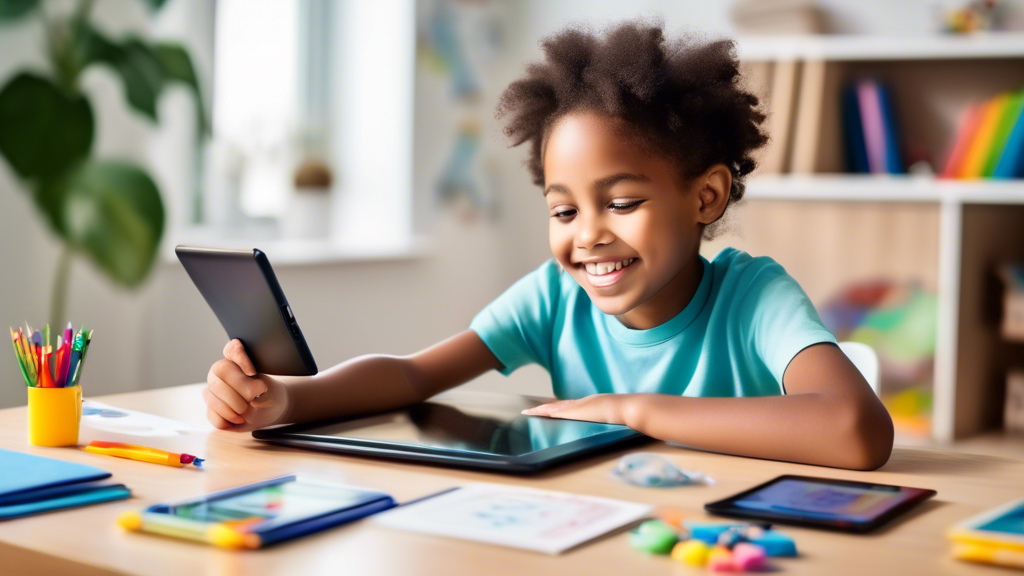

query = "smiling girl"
[{"left": 202, "top": 22, "right": 894, "bottom": 471}]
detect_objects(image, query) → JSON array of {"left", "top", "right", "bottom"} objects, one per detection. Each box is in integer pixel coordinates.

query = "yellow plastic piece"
[
  {"left": 118, "top": 510, "right": 144, "bottom": 531},
  {"left": 672, "top": 539, "right": 710, "bottom": 566},
  {"left": 27, "top": 385, "right": 81, "bottom": 446}
]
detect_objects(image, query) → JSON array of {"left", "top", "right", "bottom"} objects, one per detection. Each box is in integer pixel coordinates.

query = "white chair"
[{"left": 838, "top": 341, "right": 880, "bottom": 396}]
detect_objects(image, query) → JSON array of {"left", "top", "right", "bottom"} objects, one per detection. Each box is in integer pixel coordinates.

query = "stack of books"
[
  {"left": 0, "top": 449, "right": 130, "bottom": 520},
  {"left": 841, "top": 79, "right": 904, "bottom": 174},
  {"left": 942, "top": 89, "right": 1024, "bottom": 179}
]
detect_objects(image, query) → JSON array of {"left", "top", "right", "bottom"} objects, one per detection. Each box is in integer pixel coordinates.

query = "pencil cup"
[{"left": 27, "top": 386, "right": 82, "bottom": 447}]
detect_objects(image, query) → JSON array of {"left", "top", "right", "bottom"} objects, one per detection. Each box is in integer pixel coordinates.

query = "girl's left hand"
[{"left": 521, "top": 393, "right": 632, "bottom": 425}]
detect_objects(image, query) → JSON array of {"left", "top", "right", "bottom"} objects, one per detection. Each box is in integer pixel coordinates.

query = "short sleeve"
[
  {"left": 469, "top": 259, "right": 563, "bottom": 376},
  {"left": 738, "top": 260, "right": 838, "bottom": 389}
]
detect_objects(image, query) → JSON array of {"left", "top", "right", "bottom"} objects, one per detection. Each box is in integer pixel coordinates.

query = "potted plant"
[{"left": 0, "top": 0, "right": 208, "bottom": 329}]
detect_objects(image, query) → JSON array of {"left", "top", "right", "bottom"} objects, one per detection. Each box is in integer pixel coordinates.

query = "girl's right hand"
[{"left": 203, "top": 339, "right": 290, "bottom": 432}]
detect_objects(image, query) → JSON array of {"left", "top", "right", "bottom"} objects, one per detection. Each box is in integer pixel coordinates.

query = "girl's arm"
[
  {"left": 523, "top": 343, "right": 894, "bottom": 471},
  {"left": 203, "top": 330, "right": 503, "bottom": 431}
]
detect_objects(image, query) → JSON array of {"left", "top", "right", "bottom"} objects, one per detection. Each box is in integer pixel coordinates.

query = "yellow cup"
[{"left": 27, "top": 386, "right": 83, "bottom": 447}]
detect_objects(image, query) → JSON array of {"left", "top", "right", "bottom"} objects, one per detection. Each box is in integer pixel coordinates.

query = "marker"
[
  {"left": 38, "top": 348, "right": 56, "bottom": 388},
  {"left": 66, "top": 330, "right": 85, "bottom": 388},
  {"left": 84, "top": 441, "right": 205, "bottom": 468},
  {"left": 63, "top": 322, "right": 72, "bottom": 351},
  {"left": 72, "top": 330, "right": 93, "bottom": 387}
]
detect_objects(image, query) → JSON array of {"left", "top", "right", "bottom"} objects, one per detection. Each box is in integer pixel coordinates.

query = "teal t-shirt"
[{"left": 469, "top": 247, "right": 836, "bottom": 399}]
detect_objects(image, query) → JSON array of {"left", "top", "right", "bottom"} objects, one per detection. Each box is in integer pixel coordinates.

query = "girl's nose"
[{"left": 575, "top": 212, "right": 614, "bottom": 249}]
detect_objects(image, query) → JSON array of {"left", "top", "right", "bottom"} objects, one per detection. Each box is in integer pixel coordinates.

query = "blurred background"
[{"left": 2, "top": 0, "right": 1024, "bottom": 450}]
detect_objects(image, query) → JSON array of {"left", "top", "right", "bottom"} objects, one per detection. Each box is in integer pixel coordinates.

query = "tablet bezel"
[
  {"left": 252, "top": 394, "right": 648, "bottom": 474},
  {"left": 704, "top": 474, "right": 937, "bottom": 533}
]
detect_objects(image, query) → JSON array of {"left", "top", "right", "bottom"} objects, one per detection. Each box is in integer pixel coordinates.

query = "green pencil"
[{"left": 10, "top": 333, "right": 30, "bottom": 386}]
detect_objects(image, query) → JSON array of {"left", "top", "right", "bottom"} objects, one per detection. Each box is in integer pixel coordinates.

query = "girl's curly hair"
[{"left": 496, "top": 21, "right": 768, "bottom": 238}]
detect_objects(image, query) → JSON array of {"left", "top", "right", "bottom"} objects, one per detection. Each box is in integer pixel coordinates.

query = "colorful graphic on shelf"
[{"left": 820, "top": 281, "right": 938, "bottom": 437}]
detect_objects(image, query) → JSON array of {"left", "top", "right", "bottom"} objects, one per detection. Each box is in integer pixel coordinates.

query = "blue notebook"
[{"left": 0, "top": 448, "right": 131, "bottom": 519}]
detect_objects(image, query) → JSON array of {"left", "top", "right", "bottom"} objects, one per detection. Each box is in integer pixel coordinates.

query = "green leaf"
[
  {"left": 140, "top": 0, "right": 168, "bottom": 11},
  {"left": 36, "top": 160, "right": 165, "bottom": 286},
  {"left": 0, "top": 0, "right": 37, "bottom": 20},
  {"left": 153, "top": 43, "right": 210, "bottom": 135},
  {"left": 110, "top": 38, "right": 164, "bottom": 122},
  {"left": 0, "top": 73, "right": 94, "bottom": 180},
  {"left": 77, "top": 26, "right": 164, "bottom": 122}
]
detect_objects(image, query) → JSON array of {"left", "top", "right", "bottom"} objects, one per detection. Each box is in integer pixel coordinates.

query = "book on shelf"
[
  {"left": 993, "top": 91, "right": 1024, "bottom": 179},
  {"left": 842, "top": 79, "right": 904, "bottom": 175},
  {"left": 942, "top": 103, "right": 984, "bottom": 178},
  {"left": 943, "top": 88, "right": 1024, "bottom": 180},
  {"left": 983, "top": 91, "right": 1024, "bottom": 177},
  {"left": 960, "top": 93, "right": 1010, "bottom": 178}
]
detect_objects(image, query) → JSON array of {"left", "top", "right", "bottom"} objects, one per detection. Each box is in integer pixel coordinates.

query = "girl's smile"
[{"left": 578, "top": 257, "right": 639, "bottom": 288}]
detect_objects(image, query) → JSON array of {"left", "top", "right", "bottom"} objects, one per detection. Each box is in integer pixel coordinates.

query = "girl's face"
[{"left": 542, "top": 112, "right": 729, "bottom": 330}]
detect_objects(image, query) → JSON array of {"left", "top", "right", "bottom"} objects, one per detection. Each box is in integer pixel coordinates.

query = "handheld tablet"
[
  {"left": 176, "top": 246, "right": 317, "bottom": 376},
  {"left": 704, "top": 475, "right": 936, "bottom": 533}
]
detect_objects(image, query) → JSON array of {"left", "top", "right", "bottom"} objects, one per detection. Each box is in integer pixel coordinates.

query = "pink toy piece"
[{"left": 733, "top": 543, "right": 768, "bottom": 571}]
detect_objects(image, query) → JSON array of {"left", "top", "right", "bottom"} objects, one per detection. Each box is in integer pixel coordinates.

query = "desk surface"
[{"left": 1, "top": 384, "right": 1023, "bottom": 576}]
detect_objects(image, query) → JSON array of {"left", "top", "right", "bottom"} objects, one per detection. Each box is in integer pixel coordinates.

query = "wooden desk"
[{"left": 1, "top": 385, "right": 1022, "bottom": 576}]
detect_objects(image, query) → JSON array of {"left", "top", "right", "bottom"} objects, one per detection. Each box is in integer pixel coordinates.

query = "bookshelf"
[{"left": 726, "top": 34, "right": 1024, "bottom": 445}]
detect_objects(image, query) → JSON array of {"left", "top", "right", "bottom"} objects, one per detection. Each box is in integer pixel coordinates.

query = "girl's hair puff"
[{"left": 496, "top": 21, "right": 769, "bottom": 238}]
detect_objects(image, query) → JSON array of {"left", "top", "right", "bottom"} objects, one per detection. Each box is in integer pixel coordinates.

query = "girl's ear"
[{"left": 695, "top": 164, "right": 732, "bottom": 226}]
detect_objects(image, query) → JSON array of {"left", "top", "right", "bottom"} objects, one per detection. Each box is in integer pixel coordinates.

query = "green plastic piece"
[{"left": 629, "top": 520, "right": 679, "bottom": 554}]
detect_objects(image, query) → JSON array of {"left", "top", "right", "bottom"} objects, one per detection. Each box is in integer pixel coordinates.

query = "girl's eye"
[
  {"left": 551, "top": 208, "right": 577, "bottom": 219},
  {"left": 609, "top": 200, "right": 643, "bottom": 212}
]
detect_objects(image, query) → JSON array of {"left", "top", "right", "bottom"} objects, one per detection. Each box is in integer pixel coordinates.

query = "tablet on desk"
[
  {"left": 705, "top": 475, "right": 937, "bottom": 533},
  {"left": 948, "top": 497, "right": 1024, "bottom": 550},
  {"left": 176, "top": 246, "right": 317, "bottom": 376},
  {"left": 253, "top": 390, "right": 647, "bottom": 474}
]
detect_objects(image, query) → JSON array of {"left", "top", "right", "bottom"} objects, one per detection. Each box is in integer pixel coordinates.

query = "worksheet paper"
[
  {"left": 374, "top": 483, "right": 652, "bottom": 554},
  {"left": 81, "top": 401, "right": 204, "bottom": 437}
]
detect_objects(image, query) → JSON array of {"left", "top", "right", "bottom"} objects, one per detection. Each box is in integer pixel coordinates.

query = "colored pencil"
[{"left": 10, "top": 329, "right": 30, "bottom": 386}]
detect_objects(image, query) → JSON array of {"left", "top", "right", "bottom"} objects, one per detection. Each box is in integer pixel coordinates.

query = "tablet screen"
[
  {"left": 171, "top": 479, "right": 382, "bottom": 524},
  {"left": 286, "top": 390, "right": 630, "bottom": 457},
  {"left": 976, "top": 501, "right": 1024, "bottom": 535},
  {"left": 728, "top": 478, "right": 916, "bottom": 522}
]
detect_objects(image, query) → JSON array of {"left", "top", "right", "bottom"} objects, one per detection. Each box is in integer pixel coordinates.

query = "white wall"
[{"left": 3, "top": 0, "right": 1019, "bottom": 410}]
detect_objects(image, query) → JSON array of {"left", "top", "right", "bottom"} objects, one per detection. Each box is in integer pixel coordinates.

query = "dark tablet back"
[{"left": 176, "top": 246, "right": 317, "bottom": 376}]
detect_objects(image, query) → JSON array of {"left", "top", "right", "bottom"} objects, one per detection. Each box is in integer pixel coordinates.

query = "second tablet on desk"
[{"left": 705, "top": 475, "right": 936, "bottom": 533}]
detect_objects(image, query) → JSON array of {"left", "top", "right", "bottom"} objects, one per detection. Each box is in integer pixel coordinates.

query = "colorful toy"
[
  {"left": 672, "top": 539, "right": 711, "bottom": 566},
  {"left": 732, "top": 543, "right": 768, "bottom": 571},
  {"left": 658, "top": 508, "right": 687, "bottom": 530},
  {"left": 628, "top": 520, "right": 679, "bottom": 554},
  {"left": 686, "top": 521, "right": 797, "bottom": 557},
  {"left": 707, "top": 545, "right": 736, "bottom": 571}
]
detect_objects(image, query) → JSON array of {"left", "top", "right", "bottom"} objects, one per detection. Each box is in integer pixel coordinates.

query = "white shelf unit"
[{"left": 732, "top": 36, "right": 1024, "bottom": 444}]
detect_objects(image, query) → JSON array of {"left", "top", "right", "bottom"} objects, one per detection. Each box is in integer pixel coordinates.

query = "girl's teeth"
[{"left": 584, "top": 258, "right": 635, "bottom": 276}]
